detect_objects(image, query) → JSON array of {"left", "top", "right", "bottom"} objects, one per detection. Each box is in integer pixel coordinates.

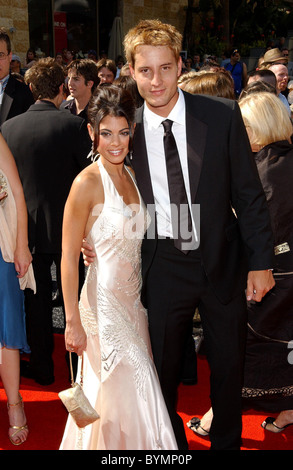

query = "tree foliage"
[{"left": 229, "top": 0, "right": 293, "bottom": 46}]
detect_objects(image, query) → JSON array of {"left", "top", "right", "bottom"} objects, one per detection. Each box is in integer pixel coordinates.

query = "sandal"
[
  {"left": 187, "top": 416, "right": 210, "bottom": 437},
  {"left": 7, "top": 393, "right": 28, "bottom": 445},
  {"left": 261, "top": 416, "right": 293, "bottom": 433}
]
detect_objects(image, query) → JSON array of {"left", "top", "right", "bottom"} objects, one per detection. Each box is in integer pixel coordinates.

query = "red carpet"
[{"left": 0, "top": 333, "right": 292, "bottom": 451}]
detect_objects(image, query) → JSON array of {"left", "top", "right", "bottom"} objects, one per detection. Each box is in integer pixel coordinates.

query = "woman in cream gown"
[{"left": 59, "top": 85, "right": 177, "bottom": 450}]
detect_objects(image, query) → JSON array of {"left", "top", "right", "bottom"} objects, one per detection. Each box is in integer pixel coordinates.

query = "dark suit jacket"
[
  {"left": 132, "top": 91, "right": 274, "bottom": 305},
  {"left": 0, "top": 74, "right": 34, "bottom": 125},
  {"left": 1, "top": 100, "right": 91, "bottom": 254}
]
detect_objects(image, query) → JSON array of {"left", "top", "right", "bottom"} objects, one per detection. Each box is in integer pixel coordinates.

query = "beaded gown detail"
[{"left": 60, "top": 159, "right": 177, "bottom": 450}]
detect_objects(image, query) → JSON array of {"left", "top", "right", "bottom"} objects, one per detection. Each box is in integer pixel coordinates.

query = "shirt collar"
[
  {"left": 0, "top": 74, "right": 9, "bottom": 86},
  {"left": 144, "top": 87, "right": 185, "bottom": 130}
]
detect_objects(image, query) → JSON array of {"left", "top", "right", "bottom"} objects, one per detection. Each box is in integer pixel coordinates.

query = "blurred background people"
[
  {"left": 224, "top": 48, "right": 247, "bottom": 98},
  {"left": 24, "top": 48, "right": 37, "bottom": 70},
  {"left": 97, "top": 58, "right": 116, "bottom": 84},
  {"left": 0, "top": 27, "right": 34, "bottom": 126},
  {"left": 61, "top": 58, "right": 99, "bottom": 121},
  {"left": 183, "top": 70, "right": 235, "bottom": 99}
]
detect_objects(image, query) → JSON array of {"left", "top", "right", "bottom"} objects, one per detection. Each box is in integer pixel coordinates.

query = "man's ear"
[
  {"left": 177, "top": 56, "right": 182, "bottom": 77},
  {"left": 129, "top": 63, "right": 135, "bottom": 80},
  {"left": 87, "top": 80, "right": 94, "bottom": 90}
]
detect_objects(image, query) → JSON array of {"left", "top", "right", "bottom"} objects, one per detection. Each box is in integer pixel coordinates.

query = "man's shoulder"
[
  {"left": 1, "top": 109, "right": 28, "bottom": 136},
  {"left": 59, "top": 106, "right": 85, "bottom": 125},
  {"left": 183, "top": 90, "right": 236, "bottom": 112},
  {"left": 1, "top": 101, "right": 84, "bottom": 133},
  {"left": 60, "top": 98, "right": 74, "bottom": 110},
  {"left": 7, "top": 74, "right": 33, "bottom": 96}
]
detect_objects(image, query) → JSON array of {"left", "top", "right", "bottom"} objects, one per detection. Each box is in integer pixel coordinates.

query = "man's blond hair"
[{"left": 124, "top": 19, "right": 182, "bottom": 66}]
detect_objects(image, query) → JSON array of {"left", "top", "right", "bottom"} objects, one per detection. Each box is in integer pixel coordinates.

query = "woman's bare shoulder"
[
  {"left": 75, "top": 162, "right": 101, "bottom": 185},
  {"left": 68, "top": 162, "right": 104, "bottom": 208}
]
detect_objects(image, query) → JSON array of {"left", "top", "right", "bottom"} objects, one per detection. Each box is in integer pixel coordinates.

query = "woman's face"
[{"left": 89, "top": 115, "right": 130, "bottom": 166}]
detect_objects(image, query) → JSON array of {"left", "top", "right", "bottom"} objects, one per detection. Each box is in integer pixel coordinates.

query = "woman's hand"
[
  {"left": 65, "top": 318, "right": 87, "bottom": 356},
  {"left": 14, "top": 244, "right": 32, "bottom": 278}
]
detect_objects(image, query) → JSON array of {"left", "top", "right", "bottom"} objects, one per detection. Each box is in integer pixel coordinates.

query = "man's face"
[
  {"left": 130, "top": 45, "right": 182, "bottom": 117},
  {"left": 232, "top": 52, "right": 240, "bottom": 63},
  {"left": 98, "top": 67, "right": 115, "bottom": 84},
  {"left": 67, "top": 70, "right": 93, "bottom": 100},
  {"left": 10, "top": 59, "right": 20, "bottom": 73},
  {"left": 270, "top": 64, "right": 289, "bottom": 92},
  {"left": 282, "top": 49, "right": 289, "bottom": 58},
  {"left": 0, "top": 40, "right": 12, "bottom": 80}
]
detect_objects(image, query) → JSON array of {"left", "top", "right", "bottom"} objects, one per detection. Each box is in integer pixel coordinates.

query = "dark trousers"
[
  {"left": 25, "top": 253, "right": 60, "bottom": 379},
  {"left": 145, "top": 239, "right": 247, "bottom": 450},
  {"left": 25, "top": 252, "right": 84, "bottom": 380}
]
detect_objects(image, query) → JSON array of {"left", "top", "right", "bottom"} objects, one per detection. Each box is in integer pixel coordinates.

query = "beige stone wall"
[
  {"left": 0, "top": 0, "right": 190, "bottom": 66},
  {"left": 122, "top": 0, "right": 188, "bottom": 39},
  {"left": 0, "top": 0, "right": 30, "bottom": 66}
]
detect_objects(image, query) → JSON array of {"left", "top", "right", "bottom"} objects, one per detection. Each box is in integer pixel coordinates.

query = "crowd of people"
[{"left": 0, "top": 19, "right": 292, "bottom": 450}]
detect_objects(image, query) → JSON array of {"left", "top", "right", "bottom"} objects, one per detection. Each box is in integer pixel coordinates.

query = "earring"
[{"left": 87, "top": 141, "right": 100, "bottom": 162}]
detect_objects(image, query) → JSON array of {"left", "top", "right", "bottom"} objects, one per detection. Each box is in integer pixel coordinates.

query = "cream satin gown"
[{"left": 59, "top": 159, "right": 178, "bottom": 450}]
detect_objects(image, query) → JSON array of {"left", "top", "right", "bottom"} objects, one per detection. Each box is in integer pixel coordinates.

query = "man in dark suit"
[
  {"left": 122, "top": 20, "right": 275, "bottom": 450},
  {"left": 1, "top": 58, "right": 91, "bottom": 385},
  {"left": 0, "top": 28, "right": 34, "bottom": 125}
]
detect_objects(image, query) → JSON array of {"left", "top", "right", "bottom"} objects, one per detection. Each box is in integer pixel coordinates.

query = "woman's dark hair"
[
  {"left": 114, "top": 75, "right": 144, "bottom": 108},
  {"left": 87, "top": 84, "right": 136, "bottom": 153}
]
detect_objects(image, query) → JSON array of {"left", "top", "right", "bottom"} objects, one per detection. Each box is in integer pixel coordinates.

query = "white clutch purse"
[{"left": 58, "top": 353, "right": 99, "bottom": 428}]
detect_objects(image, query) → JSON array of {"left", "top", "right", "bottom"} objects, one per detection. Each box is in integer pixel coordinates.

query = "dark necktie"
[{"left": 162, "top": 119, "right": 193, "bottom": 254}]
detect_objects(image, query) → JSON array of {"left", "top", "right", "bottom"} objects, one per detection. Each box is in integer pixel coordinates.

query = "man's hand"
[
  {"left": 81, "top": 238, "right": 95, "bottom": 266},
  {"left": 246, "top": 270, "right": 275, "bottom": 302}
]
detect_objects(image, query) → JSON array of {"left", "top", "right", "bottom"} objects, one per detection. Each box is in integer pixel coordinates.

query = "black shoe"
[{"left": 20, "top": 360, "right": 55, "bottom": 385}]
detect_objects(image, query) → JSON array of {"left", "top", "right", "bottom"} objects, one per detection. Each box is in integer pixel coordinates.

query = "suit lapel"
[
  {"left": 133, "top": 106, "right": 155, "bottom": 205},
  {"left": 184, "top": 91, "right": 207, "bottom": 202},
  {"left": 0, "top": 76, "right": 14, "bottom": 125}
]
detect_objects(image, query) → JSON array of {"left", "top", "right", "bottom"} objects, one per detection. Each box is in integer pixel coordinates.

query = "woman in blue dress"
[{"left": 0, "top": 134, "right": 34, "bottom": 445}]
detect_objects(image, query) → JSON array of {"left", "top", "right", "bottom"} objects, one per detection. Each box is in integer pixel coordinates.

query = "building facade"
[{"left": 0, "top": 0, "right": 189, "bottom": 66}]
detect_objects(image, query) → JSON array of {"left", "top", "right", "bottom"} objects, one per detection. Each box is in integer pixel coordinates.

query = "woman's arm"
[
  {"left": 61, "top": 169, "right": 100, "bottom": 355},
  {"left": 0, "top": 134, "right": 32, "bottom": 277}
]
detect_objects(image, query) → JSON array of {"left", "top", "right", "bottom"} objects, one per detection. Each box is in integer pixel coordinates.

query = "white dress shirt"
[{"left": 143, "top": 88, "right": 198, "bottom": 241}]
